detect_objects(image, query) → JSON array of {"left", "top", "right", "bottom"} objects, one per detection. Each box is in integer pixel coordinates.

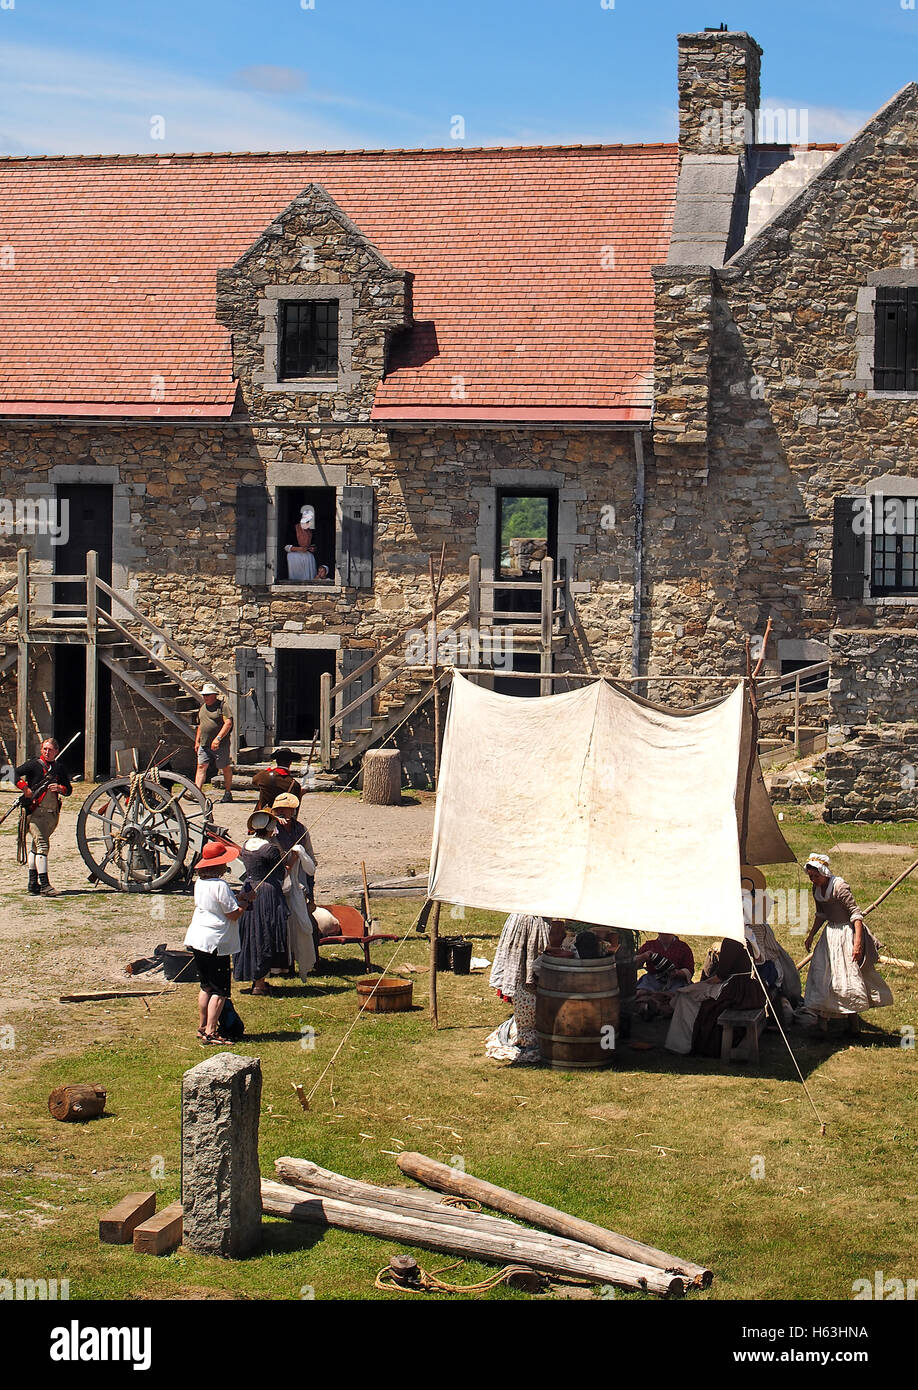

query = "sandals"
[{"left": 202, "top": 1033, "right": 230, "bottom": 1046}]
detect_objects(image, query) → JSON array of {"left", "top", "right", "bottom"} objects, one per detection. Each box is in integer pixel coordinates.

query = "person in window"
[{"left": 285, "top": 504, "right": 318, "bottom": 582}]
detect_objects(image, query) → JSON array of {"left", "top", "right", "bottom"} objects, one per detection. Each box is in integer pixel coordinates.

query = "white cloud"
[
  {"left": 232, "top": 66, "right": 308, "bottom": 95},
  {"left": 760, "top": 97, "right": 871, "bottom": 144},
  {"left": 0, "top": 42, "right": 371, "bottom": 155}
]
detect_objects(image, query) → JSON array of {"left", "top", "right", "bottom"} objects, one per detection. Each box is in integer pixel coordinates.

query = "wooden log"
[
  {"left": 362, "top": 749, "right": 401, "bottom": 805},
  {"left": 48, "top": 1083, "right": 107, "bottom": 1122},
  {"left": 59, "top": 990, "right": 166, "bottom": 1003},
  {"left": 274, "top": 1157, "right": 564, "bottom": 1243},
  {"left": 879, "top": 954, "right": 915, "bottom": 970},
  {"left": 133, "top": 1202, "right": 183, "bottom": 1256},
  {"left": 260, "top": 1180, "right": 683, "bottom": 1296},
  {"left": 396, "top": 1150, "right": 711, "bottom": 1287},
  {"left": 99, "top": 1192, "right": 156, "bottom": 1245}
]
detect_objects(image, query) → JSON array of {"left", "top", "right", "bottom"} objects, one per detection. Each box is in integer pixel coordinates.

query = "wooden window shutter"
[
  {"left": 831, "top": 496, "right": 865, "bottom": 600},
  {"left": 234, "top": 646, "right": 267, "bottom": 749},
  {"left": 235, "top": 484, "right": 269, "bottom": 587},
  {"left": 341, "top": 485, "right": 374, "bottom": 589},
  {"left": 339, "top": 647, "right": 374, "bottom": 736},
  {"left": 874, "top": 287, "right": 918, "bottom": 392}
]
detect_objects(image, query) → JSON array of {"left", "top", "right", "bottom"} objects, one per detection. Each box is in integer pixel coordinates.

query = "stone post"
[{"left": 181, "top": 1053, "right": 262, "bottom": 1258}]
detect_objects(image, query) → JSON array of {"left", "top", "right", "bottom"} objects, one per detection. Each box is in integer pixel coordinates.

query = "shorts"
[
  {"left": 192, "top": 948, "right": 232, "bottom": 997},
  {"left": 197, "top": 742, "right": 231, "bottom": 772}
]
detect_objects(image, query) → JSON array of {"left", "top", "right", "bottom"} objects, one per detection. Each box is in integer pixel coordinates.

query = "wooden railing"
[{"left": 319, "top": 553, "right": 569, "bottom": 764}]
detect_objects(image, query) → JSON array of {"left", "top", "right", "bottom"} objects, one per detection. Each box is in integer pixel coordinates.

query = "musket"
[{"left": 0, "top": 730, "right": 82, "bottom": 826}]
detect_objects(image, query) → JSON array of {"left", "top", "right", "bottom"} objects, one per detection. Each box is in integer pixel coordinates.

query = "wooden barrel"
[
  {"left": 536, "top": 957, "right": 619, "bottom": 1069},
  {"left": 48, "top": 1083, "right": 107, "bottom": 1122},
  {"left": 356, "top": 975, "right": 413, "bottom": 1013}
]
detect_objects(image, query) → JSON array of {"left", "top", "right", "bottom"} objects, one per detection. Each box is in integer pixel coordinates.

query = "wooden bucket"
[
  {"left": 536, "top": 957, "right": 619, "bottom": 1069},
  {"left": 356, "top": 975, "right": 413, "bottom": 1013}
]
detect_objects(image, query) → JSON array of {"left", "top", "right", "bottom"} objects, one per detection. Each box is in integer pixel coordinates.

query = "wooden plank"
[
  {"left": 133, "top": 1201, "right": 183, "bottom": 1255},
  {"left": 396, "top": 1151, "right": 711, "bottom": 1286},
  {"left": 261, "top": 1180, "right": 683, "bottom": 1296},
  {"left": 99, "top": 1192, "right": 156, "bottom": 1245},
  {"left": 84, "top": 551, "right": 98, "bottom": 783},
  {"left": 59, "top": 989, "right": 169, "bottom": 1002}
]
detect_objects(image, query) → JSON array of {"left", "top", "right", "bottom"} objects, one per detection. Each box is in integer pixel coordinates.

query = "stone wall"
[
  {"left": 0, "top": 419, "right": 639, "bottom": 772},
  {"left": 677, "top": 30, "right": 762, "bottom": 156},
  {"left": 647, "top": 83, "right": 918, "bottom": 699},
  {"left": 825, "top": 727, "right": 918, "bottom": 820}
]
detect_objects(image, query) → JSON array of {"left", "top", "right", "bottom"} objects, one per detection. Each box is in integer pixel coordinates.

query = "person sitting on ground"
[
  {"left": 184, "top": 839, "right": 253, "bottom": 1045},
  {"left": 633, "top": 931, "right": 695, "bottom": 1018},
  {"left": 253, "top": 748, "right": 304, "bottom": 810}
]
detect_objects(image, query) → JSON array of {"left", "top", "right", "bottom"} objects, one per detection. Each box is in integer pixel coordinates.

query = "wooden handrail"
[
  {"left": 0, "top": 576, "right": 17, "bottom": 602},
  {"left": 99, "top": 611, "right": 209, "bottom": 704},
  {"left": 328, "top": 579, "right": 471, "bottom": 698},
  {"left": 28, "top": 573, "right": 87, "bottom": 586},
  {"left": 94, "top": 577, "right": 233, "bottom": 701}
]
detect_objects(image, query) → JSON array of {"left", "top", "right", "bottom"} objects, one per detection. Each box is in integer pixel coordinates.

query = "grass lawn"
[{"left": 1, "top": 805, "right": 916, "bottom": 1301}]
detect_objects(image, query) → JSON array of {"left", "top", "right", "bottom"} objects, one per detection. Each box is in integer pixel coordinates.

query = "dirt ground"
[{"left": 0, "top": 785, "right": 436, "bottom": 1018}]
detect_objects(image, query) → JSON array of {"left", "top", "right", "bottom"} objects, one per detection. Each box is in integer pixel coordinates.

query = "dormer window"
[{"left": 279, "top": 299, "right": 339, "bottom": 379}]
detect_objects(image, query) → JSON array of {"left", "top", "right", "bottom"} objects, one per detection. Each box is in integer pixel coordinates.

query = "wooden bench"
[{"left": 719, "top": 1006, "right": 768, "bottom": 1064}]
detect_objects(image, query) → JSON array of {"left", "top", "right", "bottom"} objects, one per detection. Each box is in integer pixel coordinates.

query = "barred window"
[
  {"left": 279, "top": 300, "right": 339, "bottom": 378},
  {"left": 871, "top": 494, "right": 918, "bottom": 595}
]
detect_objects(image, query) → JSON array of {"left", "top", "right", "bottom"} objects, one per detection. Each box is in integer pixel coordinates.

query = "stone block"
[{"left": 181, "top": 1053, "right": 262, "bottom": 1259}]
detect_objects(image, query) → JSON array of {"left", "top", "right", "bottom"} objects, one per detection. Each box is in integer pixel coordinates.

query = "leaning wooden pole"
[
  {"left": 260, "top": 1180, "right": 684, "bottom": 1296},
  {"left": 428, "top": 544, "right": 447, "bottom": 1029},
  {"left": 395, "top": 1150, "right": 711, "bottom": 1287},
  {"left": 429, "top": 902, "right": 441, "bottom": 1029}
]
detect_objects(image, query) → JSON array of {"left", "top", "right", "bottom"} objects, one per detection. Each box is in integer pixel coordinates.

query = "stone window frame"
[
  {"left": 852, "top": 271, "right": 918, "bottom": 398},
  {"left": 255, "top": 284, "right": 359, "bottom": 395},
  {"left": 863, "top": 472, "right": 918, "bottom": 606},
  {"left": 259, "top": 632, "right": 342, "bottom": 746},
  {"left": 265, "top": 461, "right": 347, "bottom": 590}
]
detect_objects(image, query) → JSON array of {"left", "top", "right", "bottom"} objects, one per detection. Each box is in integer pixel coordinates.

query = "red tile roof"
[{"left": 0, "top": 145, "right": 678, "bottom": 422}]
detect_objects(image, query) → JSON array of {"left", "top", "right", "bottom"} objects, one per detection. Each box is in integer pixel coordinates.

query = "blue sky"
[{"left": 0, "top": 0, "right": 915, "bottom": 156}]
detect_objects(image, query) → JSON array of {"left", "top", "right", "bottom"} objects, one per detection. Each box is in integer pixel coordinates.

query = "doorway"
[
  {"left": 53, "top": 484, "right": 113, "bottom": 774},
  {"left": 52, "top": 645, "right": 111, "bottom": 777},
  {"left": 494, "top": 490, "right": 558, "bottom": 620},
  {"left": 54, "top": 483, "right": 113, "bottom": 611},
  {"left": 275, "top": 648, "right": 336, "bottom": 743}
]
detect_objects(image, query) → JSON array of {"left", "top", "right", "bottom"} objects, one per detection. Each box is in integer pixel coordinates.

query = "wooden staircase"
[{"left": 334, "top": 666, "right": 452, "bottom": 769}]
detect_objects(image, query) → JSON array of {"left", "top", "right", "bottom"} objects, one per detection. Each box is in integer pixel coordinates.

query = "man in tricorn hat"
[
  {"left": 14, "top": 735, "right": 72, "bottom": 896},
  {"left": 253, "top": 747, "right": 303, "bottom": 810}
]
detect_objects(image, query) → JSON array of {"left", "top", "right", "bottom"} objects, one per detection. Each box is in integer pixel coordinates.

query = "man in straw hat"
[
  {"left": 194, "top": 682, "right": 234, "bottom": 803},
  {"left": 184, "top": 838, "right": 253, "bottom": 1045},
  {"left": 803, "top": 851, "right": 892, "bottom": 1027}
]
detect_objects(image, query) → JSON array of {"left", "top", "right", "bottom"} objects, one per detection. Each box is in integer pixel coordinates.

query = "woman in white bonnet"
[
  {"left": 286, "top": 503, "right": 318, "bottom": 582},
  {"left": 803, "top": 851, "right": 892, "bottom": 1027}
]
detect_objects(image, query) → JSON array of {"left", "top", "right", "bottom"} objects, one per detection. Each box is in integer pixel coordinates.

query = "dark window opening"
[
  {"left": 493, "top": 649, "right": 543, "bottom": 699},
  {"left": 275, "top": 486, "right": 336, "bottom": 584},
  {"left": 494, "top": 490, "right": 558, "bottom": 621},
  {"left": 873, "top": 286, "right": 918, "bottom": 392},
  {"left": 870, "top": 492, "right": 918, "bottom": 595},
  {"left": 780, "top": 658, "right": 828, "bottom": 694},
  {"left": 279, "top": 300, "right": 338, "bottom": 379},
  {"left": 275, "top": 648, "right": 336, "bottom": 744}
]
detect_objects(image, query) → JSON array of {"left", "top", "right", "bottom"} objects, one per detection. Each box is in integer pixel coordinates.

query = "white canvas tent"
[{"left": 428, "top": 674, "right": 793, "bottom": 943}]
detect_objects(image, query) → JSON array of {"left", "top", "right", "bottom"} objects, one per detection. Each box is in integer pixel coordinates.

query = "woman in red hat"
[{"left": 184, "top": 838, "right": 252, "bottom": 1044}]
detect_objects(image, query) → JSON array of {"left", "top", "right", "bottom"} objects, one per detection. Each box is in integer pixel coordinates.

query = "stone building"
[{"left": 0, "top": 28, "right": 916, "bottom": 811}]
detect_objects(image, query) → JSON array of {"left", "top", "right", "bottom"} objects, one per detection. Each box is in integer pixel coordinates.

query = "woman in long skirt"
[
  {"left": 486, "top": 913, "right": 553, "bottom": 1062},
  {"left": 234, "top": 809, "right": 292, "bottom": 996},
  {"left": 803, "top": 852, "right": 892, "bottom": 1025}
]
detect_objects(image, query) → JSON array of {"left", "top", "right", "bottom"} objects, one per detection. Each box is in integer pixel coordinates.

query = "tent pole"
[{"left": 429, "top": 901, "right": 441, "bottom": 1029}]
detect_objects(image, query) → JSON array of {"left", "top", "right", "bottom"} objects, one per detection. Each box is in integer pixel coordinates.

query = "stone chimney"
[{"left": 677, "top": 30, "right": 762, "bottom": 156}]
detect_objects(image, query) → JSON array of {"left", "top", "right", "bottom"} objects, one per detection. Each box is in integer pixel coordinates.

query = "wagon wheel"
[{"left": 77, "top": 775, "right": 191, "bottom": 891}]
